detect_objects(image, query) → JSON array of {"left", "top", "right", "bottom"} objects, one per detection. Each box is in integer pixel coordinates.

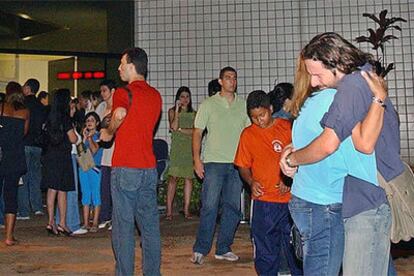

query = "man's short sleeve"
[
  {"left": 112, "top": 88, "right": 130, "bottom": 112},
  {"left": 234, "top": 130, "right": 252, "bottom": 168},
  {"left": 194, "top": 100, "right": 209, "bottom": 130},
  {"left": 321, "top": 74, "right": 371, "bottom": 142}
]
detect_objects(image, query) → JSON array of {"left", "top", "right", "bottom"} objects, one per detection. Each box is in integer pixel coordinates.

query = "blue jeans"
[
  {"left": 289, "top": 196, "right": 344, "bottom": 276},
  {"left": 111, "top": 167, "right": 161, "bottom": 276},
  {"left": 18, "top": 146, "right": 43, "bottom": 216},
  {"left": 193, "top": 163, "right": 243, "bottom": 255},
  {"left": 99, "top": 166, "right": 112, "bottom": 222},
  {"left": 56, "top": 154, "right": 81, "bottom": 232},
  {"left": 343, "top": 203, "right": 391, "bottom": 276},
  {"left": 252, "top": 200, "right": 303, "bottom": 276}
]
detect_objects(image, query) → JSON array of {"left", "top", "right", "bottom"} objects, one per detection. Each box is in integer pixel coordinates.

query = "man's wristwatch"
[
  {"left": 285, "top": 153, "right": 296, "bottom": 168},
  {"left": 372, "top": 96, "right": 386, "bottom": 108}
]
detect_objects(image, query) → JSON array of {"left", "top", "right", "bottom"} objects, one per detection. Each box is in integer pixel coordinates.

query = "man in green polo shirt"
[{"left": 191, "top": 66, "right": 250, "bottom": 265}]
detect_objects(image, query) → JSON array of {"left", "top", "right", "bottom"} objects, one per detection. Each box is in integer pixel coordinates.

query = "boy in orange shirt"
[{"left": 234, "top": 90, "right": 302, "bottom": 275}]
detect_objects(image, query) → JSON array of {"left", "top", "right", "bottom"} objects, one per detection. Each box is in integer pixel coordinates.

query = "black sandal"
[{"left": 57, "top": 225, "right": 72, "bottom": 236}]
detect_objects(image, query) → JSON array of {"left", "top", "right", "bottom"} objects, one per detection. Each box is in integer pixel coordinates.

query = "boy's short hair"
[{"left": 246, "top": 90, "right": 271, "bottom": 115}]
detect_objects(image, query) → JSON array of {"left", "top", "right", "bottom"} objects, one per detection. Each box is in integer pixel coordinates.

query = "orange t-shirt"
[
  {"left": 234, "top": 118, "right": 292, "bottom": 203},
  {"left": 112, "top": 80, "right": 162, "bottom": 168}
]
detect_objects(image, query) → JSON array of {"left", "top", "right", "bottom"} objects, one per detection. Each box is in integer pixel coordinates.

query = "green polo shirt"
[{"left": 195, "top": 93, "right": 250, "bottom": 163}]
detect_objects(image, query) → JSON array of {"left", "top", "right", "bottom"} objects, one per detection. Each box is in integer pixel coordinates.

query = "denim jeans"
[
  {"left": 289, "top": 195, "right": 344, "bottom": 276},
  {"left": 251, "top": 200, "right": 303, "bottom": 276},
  {"left": 56, "top": 154, "right": 81, "bottom": 232},
  {"left": 343, "top": 203, "right": 391, "bottom": 276},
  {"left": 193, "top": 163, "right": 243, "bottom": 255},
  {"left": 111, "top": 167, "right": 161, "bottom": 276},
  {"left": 99, "top": 166, "right": 112, "bottom": 222},
  {"left": 18, "top": 146, "right": 43, "bottom": 216}
]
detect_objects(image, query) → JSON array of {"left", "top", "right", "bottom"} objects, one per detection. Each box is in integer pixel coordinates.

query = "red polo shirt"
[{"left": 112, "top": 80, "right": 162, "bottom": 168}]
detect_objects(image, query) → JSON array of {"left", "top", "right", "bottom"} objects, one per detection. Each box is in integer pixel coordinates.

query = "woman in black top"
[
  {"left": 42, "top": 89, "right": 77, "bottom": 236},
  {"left": 0, "top": 81, "right": 29, "bottom": 246}
]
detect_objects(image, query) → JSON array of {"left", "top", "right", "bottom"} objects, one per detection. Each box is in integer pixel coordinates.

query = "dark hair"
[
  {"left": 91, "top": 90, "right": 102, "bottom": 102},
  {"left": 24, "top": 78, "right": 40, "bottom": 94},
  {"left": 80, "top": 90, "right": 92, "bottom": 99},
  {"left": 122, "top": 47, "right": 148, "bottom": 78},
  {"left": 84, "top": 111, "right": 101, "bottom": 131},
  {"left": 246, "top": 90, "right": 271, "bottom": 116},
  {"left": 302, "top": 32, "right": 374, "bottom": 75},
  {"left": 208, "top": 78, "right": 221, "bottom": 97},
  {"left": 5, "top": 81, "right": 25, "bottom": 110},
  {"left": 219, "top": 66, "right": 237, "bottom": 79},
  {"left": 174, "top": 86, "right": 194, "bottom": 113},
  {"left": 268, "top": 82, "right": 293, "bottom": 113},
  {"left": 100, "top": 79, "right": 116, "bottom": 91},
  {"left": 49, "top": 88, "right": 71, "bottom": 127},
  {"left": 37, "top": 90, "right": 49, "bottom": 100}
]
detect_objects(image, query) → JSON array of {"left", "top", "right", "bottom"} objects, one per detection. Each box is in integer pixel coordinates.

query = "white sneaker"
[
  {"left": 72, "top": 228, "right": 88, "bottom": 235},
  {"left": 34, "top": 211, "right": 44, "bottom": 216},
  {"left": 190, "top": 252, "right": 204, "bottom": 265},
  {"left": 98, "top": 220, "right": 111, "bottom": 229},
  {"left": 16, "top": 216, "right": 30, "bottom": 220},
  {"left": 108, "top": 225, "right": 112, "bottom": 231},
  {"left": 214, "top": 252, "right": 239, "bottom": 262}
]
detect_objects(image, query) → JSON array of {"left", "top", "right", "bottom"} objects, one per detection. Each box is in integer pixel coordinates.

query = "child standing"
[
  {"left": 234, "top": 91, "right": 302, "bottom": 275},
  {"left": 78, "top": 112, "right": 103, "bottom": 232}
]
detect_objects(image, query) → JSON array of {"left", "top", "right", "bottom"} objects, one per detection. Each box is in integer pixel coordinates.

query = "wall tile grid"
[{"left": 135, "top": 0, "right": 414, "bottom": 164}]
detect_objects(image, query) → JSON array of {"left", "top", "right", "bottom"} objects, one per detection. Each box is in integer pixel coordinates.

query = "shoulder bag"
[{"left": 76, "top": 141, "right": 95, "bottom": 172}]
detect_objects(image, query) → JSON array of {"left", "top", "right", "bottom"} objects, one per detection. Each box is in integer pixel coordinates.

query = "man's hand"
[
  {"left": 280, "top": 144, "right": 297, "bottom": 178},
  {"left": 278, "top": 181, "right": 290, "bottom": 194},
  {"left": 361, "top": 70, "right": 388, "bottom": 101},
  {"left": 194, "top": 159, "right": 205, "bottom": 179},
  {"left": 251, "top": 180, "right": 264, "bottom": 198},
  {"left": 100, "top": 128, "right": 114, "bottom": 142}
]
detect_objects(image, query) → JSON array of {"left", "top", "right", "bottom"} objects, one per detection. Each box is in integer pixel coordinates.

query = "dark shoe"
[{"left": 57, "top": 225, "right": 72, "bottom": 236}]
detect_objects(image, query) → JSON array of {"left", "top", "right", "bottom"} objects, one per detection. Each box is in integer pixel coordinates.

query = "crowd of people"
[
  {"left": 0, "top": 31, "right": 404, "bottom": 276},
  {"left": 0, "top": 79, "right": 117, "bottom": 240}
]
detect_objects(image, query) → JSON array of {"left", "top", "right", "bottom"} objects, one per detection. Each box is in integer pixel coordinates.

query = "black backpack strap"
[{"left": 123, "top": 86, "right": 133, "bottom": 110}]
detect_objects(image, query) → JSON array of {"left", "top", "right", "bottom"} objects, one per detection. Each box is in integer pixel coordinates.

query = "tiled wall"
[{"left": 135, "top": 0, "right": 414, "bottom": 164}]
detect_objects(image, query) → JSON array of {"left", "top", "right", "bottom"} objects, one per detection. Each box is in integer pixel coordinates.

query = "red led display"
[
  {"left": 57, "top": 71, "right": 105, "bottom": 80},
  {"left": 57, "top": 72, "right": 71, "bottom": 80},
  {"left": 72, "top": 72, "right": 83, "bottom": 79},
  {"left": 93, "top": 71, "right": 105, "bottom": 79}
]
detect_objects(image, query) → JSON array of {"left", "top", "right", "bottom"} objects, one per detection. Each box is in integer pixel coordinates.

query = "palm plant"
[{"left": 355, "top": 9, "right": 406, "bottom": 77}]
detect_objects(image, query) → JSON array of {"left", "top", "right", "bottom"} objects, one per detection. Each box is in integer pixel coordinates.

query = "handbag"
[
  {"left": 76, "top": 142, "right": 96, "bottom": 172},
  {"left": 98, "top": 86, "right": 132, "bottom": 149},
  {"left": 378, "top": 162, "right": 414, "bottom": 243}
]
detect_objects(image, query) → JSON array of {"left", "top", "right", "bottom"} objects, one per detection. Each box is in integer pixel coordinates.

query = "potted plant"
[{"left": 355, "top": 9, "right": 406, "bottom": 77}]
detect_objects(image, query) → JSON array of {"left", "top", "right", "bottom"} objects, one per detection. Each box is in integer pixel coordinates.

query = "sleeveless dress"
[
  {"left": 42, "top": 116, "right": 75, "bottom": 191},
  {"left": 168, "top": 111, "right": 196, "bottom": 178}
]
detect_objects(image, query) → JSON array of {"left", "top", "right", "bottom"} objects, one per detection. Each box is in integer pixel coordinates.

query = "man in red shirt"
[{"left": 100, "top": 48, "right": 162, "bottom": 276}]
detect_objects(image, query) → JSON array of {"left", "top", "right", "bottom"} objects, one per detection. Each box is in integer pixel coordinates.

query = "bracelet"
[
  {"left": 285, "top": 153, "right": 296, "bottom": 168},
  {"left": 372, "top": 96, "right": 386, "bottom": 108}
]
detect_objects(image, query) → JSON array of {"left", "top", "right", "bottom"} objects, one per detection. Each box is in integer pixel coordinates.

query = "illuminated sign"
[{"left": 57, "top": 71, "right": 105, "bottom": 80}]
